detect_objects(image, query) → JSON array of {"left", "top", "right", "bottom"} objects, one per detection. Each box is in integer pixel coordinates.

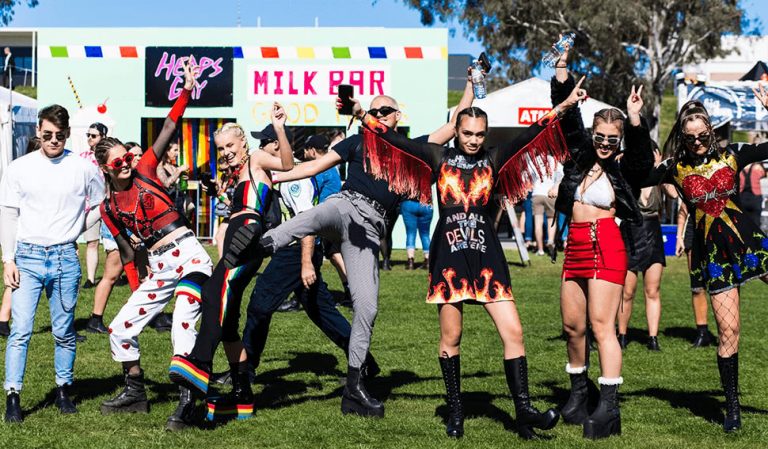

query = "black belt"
[
  {"left": 141, "top": 218, "right": 187, "bottom": 248},
  {"left": 148, "top": 230, "right": 195, "bottom": 257},
  {"left": 342, "top": 190, "right": 386, "bottom": 217}
]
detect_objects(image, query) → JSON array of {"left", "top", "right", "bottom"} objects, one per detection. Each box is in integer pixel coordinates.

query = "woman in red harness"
[
  {"left": 169, "top": 108, "right": 294, "bottom": 421},
  {"left": 345, "top": 79, "right": 583, "bottom": 438},
  {"left": 96, "top": 60, "right": 214, "bottom": 431}
]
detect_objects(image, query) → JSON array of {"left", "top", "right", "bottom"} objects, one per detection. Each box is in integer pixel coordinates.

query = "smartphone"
[
  {"left": 478, "top": 52, "right": 491, "bottom": 73},
  {"left": 338, "top": 84, "right": 354, "bottom": 115}
]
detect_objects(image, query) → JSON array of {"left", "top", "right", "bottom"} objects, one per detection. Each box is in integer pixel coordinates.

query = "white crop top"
[{"left": 574, "top": 172, "right": 615, "bottom": 210}]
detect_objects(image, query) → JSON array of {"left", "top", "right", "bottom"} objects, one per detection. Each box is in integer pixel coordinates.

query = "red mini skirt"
[{"left": 562, "top": 218, "right": 627, "bottom": 285}]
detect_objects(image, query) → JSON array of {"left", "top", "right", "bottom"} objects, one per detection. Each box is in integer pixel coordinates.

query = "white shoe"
[{"left": 536, "top": 250, "right": 545, "bottom": 256}]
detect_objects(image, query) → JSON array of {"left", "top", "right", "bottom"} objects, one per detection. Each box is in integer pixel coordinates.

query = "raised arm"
[
  {"left": 738, "top": 86, "right": 768, "bottom": 167},
  {"left": 152, "top": 57, "right": 197, "bottom": 160},
  {"left": 252, "top": 103, "right": 295, "bottom": 172},
  {"left": 429, "top": 68, "right": 475, "bottom": 145},
  {"left": 273, "top": 151, "right": 343, "bottom": 183},
  {"left": 351, "top": 99, "right": 443, "bottom": 170},
  {"left": 492, "top": 75, "right": 586, "bottom": 168}
]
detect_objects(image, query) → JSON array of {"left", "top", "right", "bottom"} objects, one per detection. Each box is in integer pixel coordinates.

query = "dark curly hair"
[{"left": 94, "top": 136, "right": 125, "bottom": 166}]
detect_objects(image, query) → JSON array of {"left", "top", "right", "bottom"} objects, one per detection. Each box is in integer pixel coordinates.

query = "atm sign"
[{"left": 518, "top": 107, "right": 552, "bottom": 125}]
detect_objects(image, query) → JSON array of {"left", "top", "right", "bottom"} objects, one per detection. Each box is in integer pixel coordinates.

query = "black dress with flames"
[{"left": 359, "top": 112, "right": 568, "bottom": 304}]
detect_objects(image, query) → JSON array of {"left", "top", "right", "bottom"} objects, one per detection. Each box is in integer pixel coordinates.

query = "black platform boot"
[
  {"left": 583, "top": 377, "right": 621, "bottom": 439},
  {"left": 165, "top": 387, "right": 197, "bottom": 431},
  {"left": 230, "top": 364, "right": 254, "bottom": 420},
  {"left": 504, "top": 357, "right": 559, "bottom": 439},
  {"left": 341, "top": 366, "right": 384, "bottom": 417},
  {"left": 647, "top": 336, "right": 660, "bottom": 351},
  {"left": 718, "top": 354, "right": 741, "bottom": 432},
  {"left": 101, "top": 369, "right": 149, "bottom": 414},
  {"left": 439, "top": 355, "right": 464, "bottom": 438},
  {"left": 561, "top": 364, "right": 590, "bottom": 424},
  {"left": 405, "top": 258, "right": 415, "bottom": 270}
]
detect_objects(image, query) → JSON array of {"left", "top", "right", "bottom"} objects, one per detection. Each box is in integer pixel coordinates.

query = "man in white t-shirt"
[{"left": 0, "top": 104, "right": 105, "bottom": 423}]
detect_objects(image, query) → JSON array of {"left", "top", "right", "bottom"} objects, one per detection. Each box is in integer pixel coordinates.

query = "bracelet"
[{"left": 556, "top": 64, "right": 567, "bottom": 68}]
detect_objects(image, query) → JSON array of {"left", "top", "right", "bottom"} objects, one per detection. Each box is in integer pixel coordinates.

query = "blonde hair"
[{"left": 214, "top": 122, "right": 249, "bottom": 150}]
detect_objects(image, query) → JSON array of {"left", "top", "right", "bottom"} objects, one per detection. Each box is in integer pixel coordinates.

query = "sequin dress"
[{"left": 646, "top": 143, "right": 768, "bottom": 293}]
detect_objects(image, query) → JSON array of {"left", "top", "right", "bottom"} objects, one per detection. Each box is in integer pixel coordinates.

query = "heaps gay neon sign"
[
  {"left": 247, "top": 65, "right": 391, "bottom": 100},
  {"left": 145, "top": 46, "right": 233, "bottom": 107}
]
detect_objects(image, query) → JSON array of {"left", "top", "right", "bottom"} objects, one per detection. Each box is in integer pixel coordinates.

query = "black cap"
[
  {"left": 304, "top": 134, "right": 330, "bottom": 151},
  {"left": 250, "top": 124, "right": 293, "bottom": 144}
]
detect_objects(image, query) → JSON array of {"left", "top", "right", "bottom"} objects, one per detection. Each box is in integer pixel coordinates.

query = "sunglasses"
[
  {"left": 86, "top": 133, "right": 101, "bottom": 139},
  {"left": 104, "top": 152, "right": 135, "bottom": 170},
  {"left": 41, "top": 131, "right": 68, "bottom": 142},
  {"left": 259, "top": 139, "right": 276, "bottom": 148},
  {"left": 368, "top": 106, "right": 399, "bottom": 118},
  {"left": 683, "top": 133, "right": 711, "bottom": 146},
  {"left": 592, "top": 134, "right": 621, "bottom": 146}
]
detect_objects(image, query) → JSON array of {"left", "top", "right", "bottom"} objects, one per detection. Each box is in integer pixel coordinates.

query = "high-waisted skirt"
[{"left": 562, "top": 218, "right": 627, "bottom": 285}]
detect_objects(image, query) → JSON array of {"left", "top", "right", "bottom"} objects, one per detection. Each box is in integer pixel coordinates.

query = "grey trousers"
[{"left": 261, "top": 191, "right": 385, "bottom": 368}]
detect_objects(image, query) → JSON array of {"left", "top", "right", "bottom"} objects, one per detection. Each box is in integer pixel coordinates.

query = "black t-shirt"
[{"left": 332, "top": 133, "right": 429, "bottom": 214}]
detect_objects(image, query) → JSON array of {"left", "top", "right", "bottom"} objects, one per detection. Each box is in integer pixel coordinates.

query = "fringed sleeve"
[
  {"left": 360, "top": 113, "right": 441, "bottom": 205},
  {"left": 494, "top": 110, "right": 570, "bottom": 203}
]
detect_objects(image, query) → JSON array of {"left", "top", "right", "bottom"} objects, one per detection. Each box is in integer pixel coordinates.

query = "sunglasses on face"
[
  {"left": 683, "top": 133, "right": 711, "bottom": 146},
  {"left": 86, "top": 133, "right": 101, "bottom": 139},
  {"left": 41, "top": 131, "right": 68, "bottom": 142},
  {"left": 368, "top": 106, "right": 398, "bottom": 118},
  {"left": 592, "top": 134, "right": 621, "bottom": 146},
  {"left": 104, "top": 152, "right": 135, "bottom": 170}
]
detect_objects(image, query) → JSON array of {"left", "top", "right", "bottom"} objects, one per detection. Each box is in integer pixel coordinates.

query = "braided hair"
[{"left": 663, "top": 100, "right": 718, "bottom": 164}]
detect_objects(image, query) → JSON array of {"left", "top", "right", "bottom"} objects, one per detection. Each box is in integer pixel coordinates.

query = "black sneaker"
[
  {"left": 82, "top": 279, "right": 96, "bottom": 289},
  {"left": 277, "top": 298, "right": 301, "bottom": 313},
  {"left": 647, "top": 336, "right": 661, "bottom": 351}
]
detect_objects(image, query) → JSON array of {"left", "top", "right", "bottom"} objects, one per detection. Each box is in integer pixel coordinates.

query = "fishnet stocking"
[{"left": 711, "top": 288, "right": 740, "bottom": 357}]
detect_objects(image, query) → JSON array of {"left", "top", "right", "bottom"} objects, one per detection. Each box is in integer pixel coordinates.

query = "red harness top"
[{"left": 101, "top": 150, "right": 186, "bottom": 247}]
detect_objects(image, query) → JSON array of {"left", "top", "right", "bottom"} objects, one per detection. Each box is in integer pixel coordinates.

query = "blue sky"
[{"left": 6, "top": 0, "right": 767, "bottom": 56}]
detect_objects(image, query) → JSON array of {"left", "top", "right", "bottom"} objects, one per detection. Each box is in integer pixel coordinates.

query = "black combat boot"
[
  {"left": 439, "top": 355, "right": 464, "bottom": 438},
  {"left": 101, "top": 369, "right": 149, "bottom": 414},
  {"left": 341, "top": 366, "right": 384, "bottom": 417}
]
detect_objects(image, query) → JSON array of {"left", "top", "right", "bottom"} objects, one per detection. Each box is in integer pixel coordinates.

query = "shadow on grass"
[
  {"left": 26, "top": 374, "right": 123, "bottom": 415},
  {"left": 625, "top": 387, "right": 768, "bottom": 424},
  {"left": 433, "top": 391, "right": 554, "bottom": 440}
]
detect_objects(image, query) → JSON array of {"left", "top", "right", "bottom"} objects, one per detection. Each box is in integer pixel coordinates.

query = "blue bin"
[{"left": 661, "top": 225, "right": 677, "bottom": 256}]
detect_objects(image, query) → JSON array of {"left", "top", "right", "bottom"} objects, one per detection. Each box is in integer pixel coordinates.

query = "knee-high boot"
[
  {"left": 561, "top": 364, "right": 590, "bottom": 424},
  {"left": 504, "top": 357, "right": 559, "bottom": 439},
  {"left": 718, "top": 353, "right": 741, "bottom": 432},
  {"left": 439, "top": 355, "right": 464, "bottom": 438},
  {"left": 583, "top": 377, "right": 621, "bottom": 439}
]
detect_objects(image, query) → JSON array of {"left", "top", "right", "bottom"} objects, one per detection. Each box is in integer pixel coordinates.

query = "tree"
[
  {"left": 0, "top": 0, "right": 38, "bottom": 26},
  {"left": 401, "top": 0, "right": 750, "bottom": 139}
]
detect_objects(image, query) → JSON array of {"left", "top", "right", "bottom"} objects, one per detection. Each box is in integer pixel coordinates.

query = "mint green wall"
[{"left": 38, "top": 27, "right": 447, "bottom": 249}]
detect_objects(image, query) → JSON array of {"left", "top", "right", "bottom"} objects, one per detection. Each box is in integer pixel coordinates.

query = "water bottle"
[
  {"left": 471, "top": 60, "right": 487, "bottom": 99},
  {"left": 542, "top": 32, "right": 576, "bottom": 67}
]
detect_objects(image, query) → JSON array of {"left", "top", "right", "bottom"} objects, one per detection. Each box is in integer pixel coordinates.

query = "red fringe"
[
  {"left": 496, "top": 118, "right": 570, "bottom": 204},
  {"left": 362, "top": 127, "right": 434, "bottom": 204}
]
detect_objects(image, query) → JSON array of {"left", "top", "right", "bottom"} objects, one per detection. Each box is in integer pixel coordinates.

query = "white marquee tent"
[
  {"left": 0, "top": 87, "right": 37, "bottom": 182},
  {"left": 449, "top": 77, "right": 615, "bottom": 129}
]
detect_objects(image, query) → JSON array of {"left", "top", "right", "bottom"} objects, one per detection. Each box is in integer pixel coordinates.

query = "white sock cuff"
[
  {"left": 565, "top": 363, "right": 588, "bottom": 374},
  {"left": 598, "top": 376, "right": 623, "bottom": 386}
]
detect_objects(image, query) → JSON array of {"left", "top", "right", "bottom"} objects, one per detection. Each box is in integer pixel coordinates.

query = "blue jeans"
[
  {"left": 523, "top": 193, "right": 534, "bottom": 242},
  {"left": 243, "top": 243, "right": 352, "bottom": 371},
  {"left": 401, "top": 200, "right": 433, "bottom": 251},
  {"left": 5, "top": 242, "right": 81, "bottom": 391}
]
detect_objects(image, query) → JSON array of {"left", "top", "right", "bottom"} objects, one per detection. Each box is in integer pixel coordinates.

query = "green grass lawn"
[{"left": 1, "top": 245, "right": 767, "bottom": 448}]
